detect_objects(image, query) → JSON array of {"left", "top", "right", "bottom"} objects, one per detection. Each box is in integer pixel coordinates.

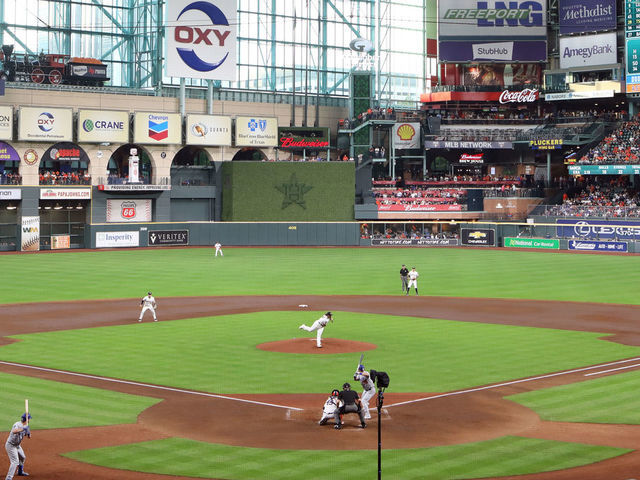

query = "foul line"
[
  {"left": 387, "top": 357, "right": 640, "bottom": 408},
  {"left": 584, "top": 363, "right": 640, "bottom": 377},
  {"left": 0, "top": 361, "right": 303, "bottom": 411}
]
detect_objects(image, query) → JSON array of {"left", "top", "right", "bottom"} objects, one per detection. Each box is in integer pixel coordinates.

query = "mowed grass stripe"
[
  {"left": 0, "top": 372, "right": 161, "bottom": 429},
  {"left": 64, "top": 436, "right": 630, "bottom": 480},
  {"left": 2, "top": 312, "right": 638, "bottom": 394},
  {"left": 508, "top": 369, "right": 640, "bottom": 424},
  {"left": 1, "top": 247, "right": 639, "bottom": 304}
]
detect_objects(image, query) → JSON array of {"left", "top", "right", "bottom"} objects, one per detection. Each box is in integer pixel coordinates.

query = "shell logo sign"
[{"left": 393, "top": 122, "right": 421, "bottom": 149}]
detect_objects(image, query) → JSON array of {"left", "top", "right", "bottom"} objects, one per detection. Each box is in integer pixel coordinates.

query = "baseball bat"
[
  {"left": 25, "top": 399, "right": 29, "bottom": 425},
  {"left": 357, "top": 353, "right": 364, "bottom": 369}
]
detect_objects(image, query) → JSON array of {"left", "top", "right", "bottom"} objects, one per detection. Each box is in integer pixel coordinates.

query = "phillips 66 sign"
[{"left": 166, "top": 0, "right": 237, "bottom": 80}]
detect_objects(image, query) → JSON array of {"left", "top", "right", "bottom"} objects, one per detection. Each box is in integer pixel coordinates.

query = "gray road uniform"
[
  {"left": 5, "top": 420, "right": 29, "bottom": 480},
  {"left": 354, "top": 368, "right": 376, "bottom": 420}
]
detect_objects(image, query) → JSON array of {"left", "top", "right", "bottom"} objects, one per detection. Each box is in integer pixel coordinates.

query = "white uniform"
[
  {"left": 354, "top": 370, "right": 376, "bottom": 420},
  {"left": 407, "top": 268, "right": 419, "bottom": 295},
  {"left": 299, "top": 313, "right": 332, "bottom": 348},
  {"left": 318, "top": 395, "right": 342, "bottom": 425},
  {"left": 139, "top": 294, "right": 157, "bottom": 322},
  {"left": 5, "top": 421, "right": 28, "bottom": 480},
  {"left": 214, "top": 242, "right": 223, "bottom": 257}
]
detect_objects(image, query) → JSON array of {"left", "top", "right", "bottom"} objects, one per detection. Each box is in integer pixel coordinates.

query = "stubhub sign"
[{"left": 166, "top": 0, "right": 237, "bottom": 81}]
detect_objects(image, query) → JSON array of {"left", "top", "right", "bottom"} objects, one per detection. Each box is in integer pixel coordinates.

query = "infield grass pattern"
[
  {"left": 1, "top": 312, "right": 638, "bottom": 394},
  {"left": 1, "top": 247, "right": 639, "bottom": 304},
  {"left": 64, "top": 436, "right": 630, "bottom": 480}
]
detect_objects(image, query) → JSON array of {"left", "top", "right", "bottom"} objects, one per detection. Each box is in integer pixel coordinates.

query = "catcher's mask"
[
  {"left": 343, "top": 382, "right": 351, "bottom": 389},
  {"left": 331, "top": 389, "right": 340, "bottom": 397}
]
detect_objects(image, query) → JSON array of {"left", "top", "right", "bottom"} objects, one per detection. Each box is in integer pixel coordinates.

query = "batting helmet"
[
  {"left": 148, "top": 291, "right": 152, "bottom": 295},
  {"left": 21, "top": 413, "right": 31, "bottom": 422},
  {"left": 326, "top": 312, "right": 332, "bottom": 317},
  {"left": 357, "top": 364, "right": 364, "bottom": 372},
  {"left": 331, "top": 389, "right": 340, "bottom": 397},
  {"left": 343, "top": 382, "right": 351, "bottom": 389}
]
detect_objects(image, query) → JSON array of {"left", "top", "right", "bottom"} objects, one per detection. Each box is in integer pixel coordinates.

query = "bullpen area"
[{"left": 0, "top": 247, "right": 639, "bottom": 480}]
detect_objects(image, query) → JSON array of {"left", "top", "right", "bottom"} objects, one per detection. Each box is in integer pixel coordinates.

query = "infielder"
[
  {"left": 354, "top": 364, "right": 376, "bottom": 420},
  {"left": 319, "top": 389, "right": 342, "bottom": 425},
  {"left": 5, "top": 413, "right": 31, "bottom": 479},
  {"left": 299, "top": 312, "right": 333, "bottom": 348},
  {"left": 214, "top": 242, "right": 223, "bottom": 257},
  {"left": 406, "top": 267, "right": 419, "bottom": 296},
  {"left": 139, "top": 292, "right": 157, "bottom": 322}
]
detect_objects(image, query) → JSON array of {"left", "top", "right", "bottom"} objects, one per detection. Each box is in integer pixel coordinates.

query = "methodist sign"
[
  {"left": 438, "top": 0, "right": 547, "bottom": 62},
  {"left": 559, "top": 0, "right": 616, "bottom": 35},
  {"left": 133, "top": 112, "right": 182, "bottom": 144},
  {"left": 18, "top": 107, "right": 73, "bottom": 142},
  {"left": 559, "top": 32, "right": 617, "bottom": 69},
  {"left": 77, "top": 110, "right": 129, "bottom": 143},
  {"left": 166, "top": 0, "right": 237, "bottom": 81}
]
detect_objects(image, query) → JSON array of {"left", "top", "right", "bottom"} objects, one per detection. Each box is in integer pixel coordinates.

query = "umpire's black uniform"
[
  {"left": 400, "top": 265, "right": 409, "bottom": 293},
  {"left": 334, "top": 382, "right": 366, "bottom": 428}
]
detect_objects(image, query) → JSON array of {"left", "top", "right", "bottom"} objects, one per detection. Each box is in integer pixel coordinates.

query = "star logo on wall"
[{"left": 275, "top": 173, "right": 313, "bottom": 209}]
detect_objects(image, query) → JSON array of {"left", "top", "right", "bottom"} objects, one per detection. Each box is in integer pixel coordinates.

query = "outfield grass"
[
  {"left": 64, "top": 436, "right": 630, "bottom": 480},
  {"left": 508, "top": 369, "right": 640, "bottom": 424},
  {"left": 0, "top": 371, "right": 161, "bottom": 429},
  {"left": 1, "top": 247, "right": 639, "bottom": 304},
  {"left": 1, "top": 312, "right": 638, "bottom": 394}
]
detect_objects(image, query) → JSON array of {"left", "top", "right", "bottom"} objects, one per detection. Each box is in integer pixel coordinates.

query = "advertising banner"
[
  {"left": 461, "top": 64, "right": 541, "bottom": 86},
  {"left": 133, "top": 112, "right": 182, "bottom": 145},
  {"left": 461, "top": 228, "right": 496, "bottom": 246},
  {"left": 40, "top": 188, "right": 91, "bottom": 200},
  {"left": 0, "top": 106, "right": 13, "bottom": 140},
  {"left": 0, "top": 142, "right": 20, "bottom": 162},
  {"left": 545, "top": 90, "right": 615, "bottom": 101},
  {"left": 51, "top": 235, "right": 71, "bottom": 250},
  {"left": 235, "top": 116, "right": 278, "bottom": 147},
  {"left": 377, "top": 204, "right": 462, "bottom": 212},
  {"left": 96, "top": 231, "right": 140, "bottom": 248},
  {"left": 43, "top": 142, "right": 90, "bottom": 164},
  {"left": 277, "top": 126, "right": 330, "bottom": 149},
  {"left": 625, "top": 1, "right": 640, "bottom": 93},
  {"left": 393, "top": 123, "right": 420, "bottom": 150},
  {"left": 557, "top": 219, "right": 640, "bottom": 240},
  {"left": 77, "top": 110, "right": 129, "bottom": 143},
  {"left": 425, "top": 140, "right": 513, "bottom": 149},
  {"left": 372, "top": 238, "right": 459, "bottom": 247},
  {"left": 21, "top": 216, "right": 40, "bottom": 252},
  {"left": 166, "top": 0, "right": 237, "bottom": 81},
  {"left": 106, "top": 199, "right": 152, "bottom": 222},
  {"left": 0, "top": 188, "right": 20, "bottom": 200},
  {"left": 568, "top": 239, "right": 628, "bottom": 252},
  {"left": 148, "top": 230, "right": 189, "bottom": 246},
  {"left": 438, "top": 0, "right": 547, "bottom": 62},
  {"left": 504, "top": 237, "right": 559, "bottom": 249},
  {"left": 559, "top": 32, "right": 616, "bottom": 69},
  {"left": 186, "top": 114, "right": 232, "bottom": 146},
  {"left": 529, "top": 139, "right": 563, "bottom": 149},
  {"left": 18, "top": 107, "right": 73, "bottom": 142},
  {"left": 459, "top": 153, "right": 484, "bottom": 163},
  {"left": 568, "top": 164, "right": 640, "bottom": 175},
  {"left": 559, "top": 0, "right": 616, "bottom": 35}
]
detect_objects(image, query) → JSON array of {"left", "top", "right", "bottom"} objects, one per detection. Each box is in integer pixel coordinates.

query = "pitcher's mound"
[{"left": 257, "top": 338, "right": 377, "bottom": 354}]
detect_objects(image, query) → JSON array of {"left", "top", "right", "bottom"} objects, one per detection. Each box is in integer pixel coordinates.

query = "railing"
[
  {"left": 98, "top": 176, "right": 170, "bottom": 185},
  {"left": 39, "top": 176, "right": 91, "bottom": 185},
  {"left": 0, "top": 175, "right": 22, "bottom": 185},
  {"left": 532, "top": 204, "right": 640, "bottom": 218}
]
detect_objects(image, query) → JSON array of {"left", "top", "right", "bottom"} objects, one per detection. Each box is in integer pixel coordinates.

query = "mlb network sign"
[{"left": 166, "top": 0, "right": 237, "bottom": 81}]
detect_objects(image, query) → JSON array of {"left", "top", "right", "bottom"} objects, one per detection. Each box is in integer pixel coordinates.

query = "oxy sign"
[{"left": 166, "top": 0, "right": 237, "bottom": 80}]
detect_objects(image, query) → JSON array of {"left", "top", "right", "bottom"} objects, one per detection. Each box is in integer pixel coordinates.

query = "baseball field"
[{"left": 1, "top": 246, "right": 639, "bottom": 480}]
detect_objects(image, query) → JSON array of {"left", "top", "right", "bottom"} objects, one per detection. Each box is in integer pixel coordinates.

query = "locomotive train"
[{"left": 0, "top": 44, "right": 109, "bottom": 86}]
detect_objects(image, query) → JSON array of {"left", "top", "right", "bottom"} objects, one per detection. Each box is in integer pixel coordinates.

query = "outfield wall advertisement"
[
  {"left": 148, "top": 230, "right": 189, "bottom": 246},
  {"left": 186, "top": 115, "right": 232, "bottom": 146},
  {"left": 556, "top": 219, "right": 640, "bottom": 240},
  {"left": 0, "top": 106, "right": 13, "bottom": 140},
  {"left": 18, "top": 107, "right": 73, "bottom": 142},
  {"left": 438, "top": 0, "right": 547, "bottom": 62},
  {"left": 21, "top": 216, "right": 40, "bottom": 252},
  {"left": 106, "top": 199, "right": 152, "bottom": 222},
  {"left": 133, "top": 112, "right": 182, "bottom": 144},
  {"left": 96, "top": 231, "right": 140, "bottom": 248},
  {"left": 504, "top": 237, "right": 559, "bottom": 249},
  {"left": 461, "top": 228, "right": 496, "bottom": 246},
  {"left": 372, "top": 238, "right": 458, "bottom": 247},
  {"left": 221, "top": 162, "right": 355, "bottom": 221},
  {"left": 77, "top": 110, "right": 129, "bottom": 143},
  {"left": 568, "top": 239, "right": 628, "bottom": 252},
  {"left": 235, "top": 117, "right": 278, "bottom": 147}
]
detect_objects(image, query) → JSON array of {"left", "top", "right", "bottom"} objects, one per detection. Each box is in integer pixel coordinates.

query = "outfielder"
[
  {"left": 319, "top": 389, "right": 342, "bottom": 425},
  {"left": 406, "top": 267, "right": 419, "bottom": 296},
  {"left": 299, "top": 312, "right": 333, "bottom": 348},
  {"left": 354, "top": 364, "right": 376, "bottom": 420},
  {"left": 139, "top": 292, "right": 157, "bottom": 322},
  {"left": 5, "top": 413, "right": 31, "bottom": 479},
  {"left": 214, "top": 242, "right": 223, "bottom": 257}
]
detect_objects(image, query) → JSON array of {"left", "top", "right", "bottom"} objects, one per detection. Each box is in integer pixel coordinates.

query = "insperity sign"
[{"left": 166, "top": 0, "right": 237, "bottom": 80}]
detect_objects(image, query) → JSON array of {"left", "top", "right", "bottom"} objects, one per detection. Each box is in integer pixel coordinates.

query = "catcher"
[{"left": 319, "top": 389, "right": 343, "bottom": 426}]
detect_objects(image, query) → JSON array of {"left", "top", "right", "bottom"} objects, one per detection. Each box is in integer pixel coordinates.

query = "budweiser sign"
[
  {"left": 460, "top": 153, "right": 484, "bottom": 163},
  {"left": 498, "top": 88, "right": 539, "bottom": 104},
  {"left": 279, "top": 137, "right": 330, "bottom": 148}
]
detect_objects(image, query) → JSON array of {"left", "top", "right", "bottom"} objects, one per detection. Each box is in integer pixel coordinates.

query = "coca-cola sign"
[{"left": 498, "top": 88, "right": 539, "bottom": 104}]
